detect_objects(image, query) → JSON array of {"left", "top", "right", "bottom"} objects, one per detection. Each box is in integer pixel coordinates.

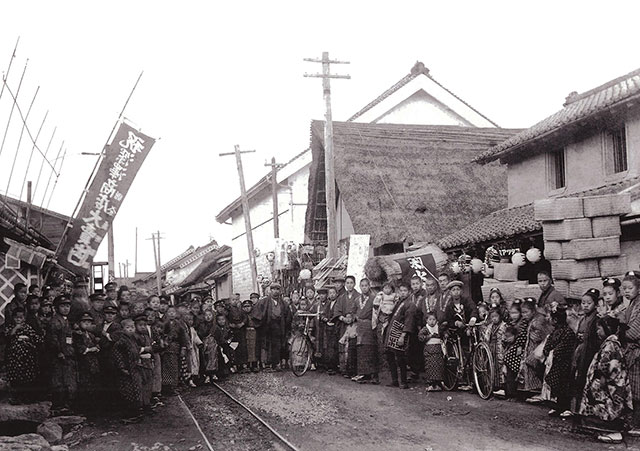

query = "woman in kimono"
[
  {"left": 6, "top": 308, "right": 43, "bottom": 404},
  {"left": 622, "top": 271, "right": 640, "bottom": 436},
  {"left": 112, "top": 319, "right": 143, "bottom": 423},
  {"left": 353, "top": 279, "right": 379, "bottom": 384},
  {"left": 578, "top": 316, "right": 633, "bottom": 443},
  {"left": 321, "top": 286, "right": 341, "bottom": 375},
  {"left": 518, "top": 298, "right": 552, "bottom": 400}
]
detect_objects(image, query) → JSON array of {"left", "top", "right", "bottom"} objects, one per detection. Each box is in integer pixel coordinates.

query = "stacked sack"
[{"left": 535, "top": 193, "right": 630, "bottom": 300}]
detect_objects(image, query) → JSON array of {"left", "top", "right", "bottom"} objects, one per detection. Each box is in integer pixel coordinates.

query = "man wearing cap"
[
  {"left": 75, "top": 312, "right": 100, "bottom": 411},
  {"left": 253, "top": 282, "right": 290, "bottom": 370},
  {"left": 88, "top": 293, "right": 106, "bottom": 333},
  {"left": 99, "top": 305, "right": 122, "bottom": 408},
  {"left": 105, "top": 282, "right": 118, "bottom": 307},
  {"left": 46, "top": 295, "right": 77, "bottom": 414},
  {"left": 228, "top": 295, "right": 248, "bottom": 372}
]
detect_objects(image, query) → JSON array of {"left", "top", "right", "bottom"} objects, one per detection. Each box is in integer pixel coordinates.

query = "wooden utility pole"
[
  {"left": 134, "top": 227, "right": 138, "bottom": 276},
  {"left": 220, "top": 146, "right": 259, "bottom": 293},
  {"left": 107, "top": 220, "right": 115, "bottom": 281},
  {"left": 304, "top": 52, "right": 350, "bottom": 259},
  {"left": 148, "top": 232, "right": 164, "bottom": 295},
  {"left": 264, "top": 157, "right": 284, "bottom": 239}
]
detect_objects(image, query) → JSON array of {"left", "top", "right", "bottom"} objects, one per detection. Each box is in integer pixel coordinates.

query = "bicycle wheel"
[
  {"left": 290, "top": 335, "right": 312, "bottom": 377},
  {"left": 442, "top": 339, "right": 460, "bottom": 391},
  {"left": 472, "top": 341, "right": 495, "bottom": 400}
]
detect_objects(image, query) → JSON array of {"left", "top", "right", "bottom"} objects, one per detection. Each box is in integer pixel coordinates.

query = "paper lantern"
[
  {"left": 526, "top": 247, "right": 542, "bottom": 263},
  {"left": 299, "top": 269, "right": 312, "bottom": 280},
  {"left": 450, "top": 262, "right": 461, "bottom": 274},
  {"left": 470, "top": 258, "right": 483, "bottom": 273},
  {"left": 511, "top": 252, "right": 526, "bottom": 267}
]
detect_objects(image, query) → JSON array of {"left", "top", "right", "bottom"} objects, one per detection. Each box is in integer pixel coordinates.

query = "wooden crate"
[
  {"left": 569, "top": 277, "right": 605, "bottom": 299},
  {"left": 493, "top": 263, "right": 519, "bottom": 282},
  {"left": 599, "top": 255, "right": 628, "bottom": 277},
  {"left": 591, "top": 216, "right": 621, "bottom": 237},
  {"left": 542, "top": 218, "right": 592, "bottom": 241},
  {"left": 543, "top": 241, "right": 563, "bottom": 260},
  {"left": 534, "top": 198, "right": 584, "bottom": 221},
  {"left": 550, "top": 259, "right": 600, "bottom": 281},
  {"left": 583, "top": 193, "right": 631, "bottom": 218},
  {"left": 554, "top": 280, "right": 570, "bottom": 298},
  {"left": 481, "top": 280, "right": 520, "bottom": 303},
  {"left": 562, "top": 236, "right": 621, "bottom": 260}
]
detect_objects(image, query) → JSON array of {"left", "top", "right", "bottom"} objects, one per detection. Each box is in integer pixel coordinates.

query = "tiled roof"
[
  {"left": 474, "top": 67, "right": 640, "bottom": 164},
  {"left": 437, "top": 175, "right": 640, "bottom": 251}
]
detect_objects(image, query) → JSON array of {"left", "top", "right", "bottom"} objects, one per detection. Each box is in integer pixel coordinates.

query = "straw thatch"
[{"left": 305, "top": 121, "right": 521, "bottom": 248}]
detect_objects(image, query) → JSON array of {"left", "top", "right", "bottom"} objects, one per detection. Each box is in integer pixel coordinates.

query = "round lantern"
[
  {"left": 299, "top": 269, "right": 312, "bottom": 280},
  {"left": 470, "top": 258, "right": 484, "bottom": 274},
  {"left": 526, "top": 247, "right": 542, "bottom": 263},
  {"left": 450, "top": 261, "right": 461, "bottom": 274},
  {"left": 511, "top": 252, "right": 526, "bottom": 267}
]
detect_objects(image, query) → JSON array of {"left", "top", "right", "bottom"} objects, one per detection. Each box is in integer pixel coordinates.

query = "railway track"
[{"left": 178, "top": 382, "right": 301, "bottom": 451}]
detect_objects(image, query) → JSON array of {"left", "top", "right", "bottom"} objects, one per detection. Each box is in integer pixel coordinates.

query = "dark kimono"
[
  {"left": 408, "top": 289, "right": 427, "bottom": 375},
  {"left": 572, "top": 309, "right": 600, "bottom": 401},
  {"left": 135, "top": 332, "right": 154, "bottom": 408},
  {"left": 335, "top": 290, "right": 358, "bottom": 375},
  {"left": 623, "top": 296, "right": 640, "bottom": 421},
  {"left": 253, "top": 296, "right": 290, "bottom": 367},
  {"left": 355, "top": 291, "right": 378, "bottom": 376},
  {"left": 518, "top": 313, "right": 552, "bottom": 392},
  {"left": 161, "top": 319, "right": 188, "bottom": 388},
  {"left": 112, "top": 334, "right": 141, "bottom": 411},
  {"left": 321, "top": 298, "right": 340, "bottom": 371},
  {"left": 543, "top": 325, "right": 577, "bottom": 402},
  {"left": 537, "top": 286, "right": 565, "bottom": 311},
  {"left": 228, "top": 305, "right": 248, "bottom": 366},
  {"left": 214, "top": 324, "right": 233, "bottom": 377},
  {"left": 46, "top": 314, "right": 77, "bottom": 409},
  {"left": 98, "top": 320, "right": 122, "bottom": 399},
  {"left": 384, "top": 298, "right": 417, "bottom": 384},
  {"left": 198, "top": 321, "right": 218, "bottom": 375},
  {"left": 74, "top": 330, "right": 101, "bottom": 410},
  {"left": 6, "top": 322, "right": 42, "bottom": 401},
  {"left": 579, "top": 335, "right": 633, "bottom": 428}
]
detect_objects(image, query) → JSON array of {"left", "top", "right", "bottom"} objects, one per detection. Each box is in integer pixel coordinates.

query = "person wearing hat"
[
  {"left": 88, "top": 293, "right": 106, "bottom": 333},
  {"left": 571, "top": 288, "right": 601, "bottom": 410},
  {"left": 228, "top": 295, "right": 248, "bottom": 373},
  {"left": 74, "top": 312, "right": 100, "bottom": 412},
  {"left": 104, "top": 282, "right": 118, "bottom": 307},
  {"left": 252, "top": 281, "right": 290, "bottom": 371},
  {"left": 241, "top": 300, "right": 259, "bottom": 372},
  {"left": 98, "top": 305, "right": 122, "bottom": 409},
  {"left": 249, "top": 292, "right": 261, "bottom": 303},
  {"left": 45, "top": 296, "right": 77, "bottom": 414},
  {"left": 133, "top": 314, "right": 154, "bottom": 414},
  {"left": 214, "top": 300, "right": 228, "bottom": 317}
]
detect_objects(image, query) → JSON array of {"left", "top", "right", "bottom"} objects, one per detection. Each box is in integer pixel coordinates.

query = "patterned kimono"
[
  {"left": 579, "top": 335, "right": 633, "bottom": 426},
  {"left": 135, "top": 331, "right": 154, "bottom": 408},
  {"left": 518, "top": 313, "right": 552, "bottom": 392},
  {"left": 543, "top": 325, "right": 577, "bottom": 401},
  {"left": 6, "top": 322, "right": 42, "bottom": 399},
  {"left": 198, "top": 321, "right": 218, "bottom": 374},
  {"left": 112, "top": 333, "right": 142, "bottom": 411},
  {"left": 572, "top": 309, "right": 600, "bottom": 401},
  {"left": 483, "top": 321, "right": 507, "bottom": 387},
  {"left": 74, "top": 330, "right": 101, "bottom": 410},
  {"left": 355, "top": 291, "right": 378, "bottom": 376},
  {"left": 624, "top": 296, "right": 640, "bottom": 412},
  {"left": 418, "top": 323, "right": 444, "bottom": 382},
  {"left": 335, "top": 290, "right": 359, "bottom": 375},
  {"left": 161, "top": 319, "right": 188, "bottom": 388}
]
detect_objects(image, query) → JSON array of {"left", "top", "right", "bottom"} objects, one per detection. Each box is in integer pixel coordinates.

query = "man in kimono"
[
  {"left": 315, "top": 288, "right": 329, "bottom": 370},
  {"left": 254, "top": 282, "right": 290, "bottom": 370},
  {"left": 384, "top": 283, "right": 417, "bottom": 389},
  {"left": 321, "top": 286, "right": 340, "bottom": 375},
  {"left": 408, "top": 275, "right": 427, "bottom": 380},
  {"left": 335, "top": 276, "right": 359, "bottom": 377},
  {"left": 46, "top": 295, "right": 77, "bottom": 414},
  {"left": 354, "top": 278, "right": 379, "bottom": 384}
]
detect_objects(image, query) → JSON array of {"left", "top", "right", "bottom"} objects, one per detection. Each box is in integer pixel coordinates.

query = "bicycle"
[
  {"left": 442, "top": 321, "right": 495, "bottom": 400},
  {"left": 289, "top": 311, "right": 319, "bottom": 377}
]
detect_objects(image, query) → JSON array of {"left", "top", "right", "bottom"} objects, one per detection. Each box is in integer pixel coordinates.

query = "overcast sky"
[{"left": 0, "top": 1, "right": 638, "bottom": 275}]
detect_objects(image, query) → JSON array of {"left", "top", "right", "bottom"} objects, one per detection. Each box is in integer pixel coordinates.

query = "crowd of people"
[{"left": 2, "top": 269, "right": 640, "bottom": 444}]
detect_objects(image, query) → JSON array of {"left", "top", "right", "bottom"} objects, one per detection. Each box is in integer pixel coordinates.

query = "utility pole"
[
  {"left": 147, "top": 232, "right": 164, "bottom": 295},
  {"left": 264, "top": 157, "right": 284, "bottom": 239},
  {"left": 220, "top": 145, "right": 259, "bottom": 293},
  {"left": 134, "top": 227, "right": 138, "bottom": 276},
  {"left": 108, "top": 220, "right": 115, "bottom": 281},
  {"left": 304, "top": 52, "right": 350, "bottom": 259}
]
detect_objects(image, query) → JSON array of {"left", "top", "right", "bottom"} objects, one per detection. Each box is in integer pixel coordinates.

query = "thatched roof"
[{"left": 305, "top": 121, "right": 522, "bottom": 248}]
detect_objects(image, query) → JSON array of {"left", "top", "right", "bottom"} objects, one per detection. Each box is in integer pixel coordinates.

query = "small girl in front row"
[
  {"left": 483, "top": 304, "right": 506, "bottom": 392},
  {"left": 418, "top": 312, "right": 444, "bottom": 391}
]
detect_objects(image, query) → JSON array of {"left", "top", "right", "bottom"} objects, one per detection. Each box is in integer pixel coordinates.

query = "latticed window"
[
  {"left": 548, "top": 148, "right": 566, "bottom": 190},
  {"left": 604, "top": 127, "right": 628, "bottom": 174}
]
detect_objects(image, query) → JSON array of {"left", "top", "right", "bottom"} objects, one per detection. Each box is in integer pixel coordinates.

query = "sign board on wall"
[{"left": 346, "top": 234, "right": 370, "bottom": 287}]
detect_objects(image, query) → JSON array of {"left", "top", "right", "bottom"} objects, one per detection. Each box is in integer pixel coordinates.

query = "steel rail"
[{"left": 211, "top": 382, "right": 301, "bottom": 451}]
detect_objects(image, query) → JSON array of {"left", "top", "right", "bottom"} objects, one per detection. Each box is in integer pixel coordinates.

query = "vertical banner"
[
  {"left": 60, "top": 122, "right": 155, "bottom": 273},
  {"left": 394, "top": 252, "right": 438, "bottom": 287},
  {"left": 346, "top": 234, "right": 370, "bottom": 287}
]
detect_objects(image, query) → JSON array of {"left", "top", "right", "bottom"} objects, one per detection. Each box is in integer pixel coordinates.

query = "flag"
[
  {"left": 394, "top": 252, "right": 438, "bottom": 287},
  {"left": 59, "top": 122, "right": 155, "bottom": 273}
]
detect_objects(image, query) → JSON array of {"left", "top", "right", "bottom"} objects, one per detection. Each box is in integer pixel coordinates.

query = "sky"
[{"left": 0, "top": 1, "right": 639, "bottom": 275}]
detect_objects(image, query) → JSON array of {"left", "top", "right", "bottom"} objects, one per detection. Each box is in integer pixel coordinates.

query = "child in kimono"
[
  {"left": 151, "top": 320, "right": 167, "bottom": 407},
  {"left": 578, "top": 316, "right": 633, "bottom": 444},
  {"left": 418, "top": 312, "right": 444, "bottom": 391},
  {"left": 74, "top": 312, "right": 101, "bottom": 412},
  {"left": 483, "top": 304, "right": 507, "bottom": 392},
  {"left": 198, "top": 309, "right": 218, "bottom": 383},
  {"left": 544, "top": 305, "right": 577, "bottom": 417},
  {"left": 373, "top": 283, "right": 396, "bottom": 374},
  {"left": 112, "top": 319, "right": 143, "bottom": 423},
  {"left": 161, "top": 306, "right": 188, "bottom": 395},
  {"left": 184, "top": 312, "right": 203, "bottom": 387},
  {"left": 46, "top": 296, "right": 77, "bottom": 414},
  {"left": 134, "top": 314, "right": 154, "bottom": 414},
  {"left": 621, "top": 270, "right": 640, "bottom": 436},
  {"left": 572, "top": 288, "right": 601, "bottom": 410},
  {"left": 597, "top": 277, "right": 627, "bottom": 322},
  {"left": 6, "top": 308, "right": 42, "bottom": 404},
  {"left": 502, "top": 326, "right": 520, "bottom": 398},
  {"left": 214, "top": 313, "right": 234, "bottom": 380},
  {"left": 242, "top": 300, "right": 258, "bottom": 372}
]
